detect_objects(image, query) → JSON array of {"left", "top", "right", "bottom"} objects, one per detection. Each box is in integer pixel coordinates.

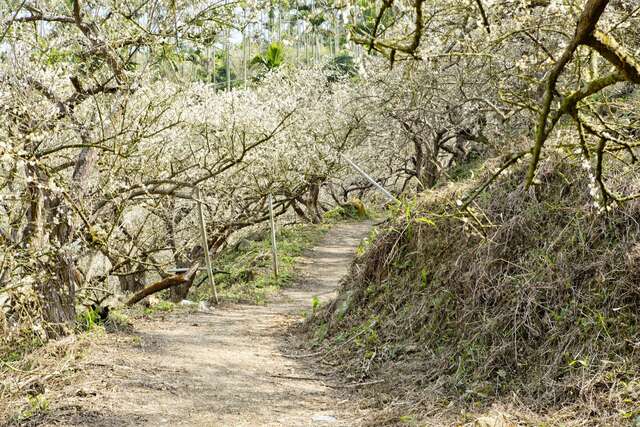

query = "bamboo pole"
[
  {"left": 341, "top": 155, "right": 398, "bottom": 203},
  {"left": 196, "top": 188, "right": 219, "bottom": 304},
  {"left": 243, "top": 10, "right": 248, "bottom": 90},
  {"left": 226, "top": 27, "right": 231, "bottom": 91},
  {"left": 268, "top": 194, "right": 279, "bottom": 279},
  {"left": 212, "top": 44, "right": 216, "bottom": 88}
]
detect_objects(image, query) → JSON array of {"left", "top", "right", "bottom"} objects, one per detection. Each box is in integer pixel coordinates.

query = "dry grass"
[
  {"left": 304, "top": 156, "right": 640, "bottom": 425},
  {"left": 0, "top": 333, "right": 86, "bottom": 425}
]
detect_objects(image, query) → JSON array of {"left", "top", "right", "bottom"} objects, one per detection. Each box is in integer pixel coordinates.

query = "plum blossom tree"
[
  {"left": 0, "top": 0, "right": 374, "bottom": 339},
  {"left": 0, "top": 0, "right": 370, "bottom": 338},
  {"left": 347, "top": 0, "right": 640, "bottom": 207}
]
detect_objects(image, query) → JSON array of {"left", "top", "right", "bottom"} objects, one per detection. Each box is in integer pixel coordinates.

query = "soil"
[{"left": 13, "top": 221, "right": 372, "bottom": 427}]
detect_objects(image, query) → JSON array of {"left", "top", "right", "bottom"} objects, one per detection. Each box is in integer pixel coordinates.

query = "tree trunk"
[
  {"left": 169, "top": 257, "right": 195, "bottom": 302},
  {"left": 292, "top": 198, "right": 311, "bottom": 222},
  {"left": 39, "top": 253, "right": 78, "bottom": 337},
  {"left": 127, "top": 263, "right": 200, "bottom": 306},
  {"left": 24, "top": 164, "right": 78, "bottom": 337},
  {"left": 167, "top": 207, "right": 203, "bottom": 301},
  {"left": 117, "top": 266, "right": 145, "bottom": 293},
  {"left": 306, "top": 181, "right": 323, "bottom": 224}
]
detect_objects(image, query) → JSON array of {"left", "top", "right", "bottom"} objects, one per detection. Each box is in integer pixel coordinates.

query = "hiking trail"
[{"left": 44, "top": 222, "right": 371, "bottom": 427}]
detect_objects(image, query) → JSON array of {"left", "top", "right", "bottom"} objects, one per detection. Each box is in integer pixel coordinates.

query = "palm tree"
[{"left": 251, "top": 42, "right": 286, "bottom": 72}]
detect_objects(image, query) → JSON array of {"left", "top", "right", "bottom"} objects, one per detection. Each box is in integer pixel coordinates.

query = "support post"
[
  {"left": 341, "top": 154, "right": 399, "bottom": 203},
  {"left": 268, "top": 194, "right": 279, "bottom": 279},
  {"left": 226, "top": 27, "right": 231, "bottom": 91},
  {"left": 196, "top": 187, "right": 219, "bottom": 304}
]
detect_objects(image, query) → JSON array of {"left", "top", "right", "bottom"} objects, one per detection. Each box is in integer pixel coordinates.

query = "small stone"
[
  {"left": 312, "top": 414, "right": 337, "bottom": 423},
  {"left": 235, "top": 239, "right": 252, "bottom": 251},
  {"left": 474, "top": 413, "right": 513, "bottom": 427},
  {"left": 75, "top": 388, "right": 96, "bottom": 397}
]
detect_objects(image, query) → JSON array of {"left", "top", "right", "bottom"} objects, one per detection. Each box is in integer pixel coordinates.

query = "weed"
[
  {"left": 76, "top": 308, "right": 100, "bottom": 332},
  {"left": 191, "top": 222, "right": 331, "bottom": 304},
  {"left": 15, "top": 394, "right": 49, "bottom": 422},
  {"left": 144, "top": 301, "right": 174, "bottom": 315},
  {"left": 323, "top": 199, "right": 369, "bottom": 221},
  {"left": 104, "top": 310, "right": 133, "bottom": 333},
  {"left": 398, "top": 415, "right": 416, "bottom": 425},
  {"left": 311, "top": 296, "right": 321, "bottom": 313}
]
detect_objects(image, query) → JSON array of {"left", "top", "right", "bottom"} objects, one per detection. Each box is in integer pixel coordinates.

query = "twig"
[
  {"left": 279, "top": 325, "right": 372, "bottom": 360},
  {"left": 279, "top": 350, "right": 324, "bottom": 359},
  {"left": 269, "top": 374, "right": 324, "bottom": 381},
  {"left": 326, "top": 379, "right": 385, "bottom": 389},
  {"left": 0, "top": 360, "right": 37, "bottom": 374}
]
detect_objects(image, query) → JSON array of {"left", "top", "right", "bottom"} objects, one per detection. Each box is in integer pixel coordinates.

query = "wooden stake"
[
  {"left": 196, "top": 188, "right": 219, "bottom": 304},
  {"left": 268, "top": 194, "right": 279, "bottom": 279}
]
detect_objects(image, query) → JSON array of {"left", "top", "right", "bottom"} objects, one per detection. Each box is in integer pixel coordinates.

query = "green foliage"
[
  {"left": 27, "top": 395, "right": 49, "bottom": 414},
  {"left": 398, "top": 415, "right": 417, "bottom": 425},
  {"left": 351, "top": 0, "right": 396, "bottom": 36},
  {"left": 323, "top": 206, "right": 348, "bottom": 220},
  {"left": 144, "top": 301, "right": 175, "bottom": 315},
  {"left": 212, "top": 61, "right": 238, "bottom": 89},
  {"left": 308, "top": 12, "right": 326, "bottom": 28},
  {"left": 313, "top": 322, "right": 328, "bottom": 343},
  {"left": 324, "top": 52, "right": 358, "bottom": 81},
  {"left": 251, "top": 42, "right": 285, "bottom": 74},
  {"left": 76, "top": 308, "right": 100, "bottom": 332},
  {"left": 323, "top": 199, "right": 368, "bottom": 221},
  {"left": 12, "top": 394, "right": 50, "bottom": 424},
  {"left": 191, "top": 223, "right": 329, "bottom": 304},
  {"left": 445, "top": 156, "right": 484, "bottom": 183},
  {"left": 0, "top": 335, "right": 43, "bottom": 369},
  {"left": 311, "top": 296, "right": 321, "bottom": 313},
  {"left": 104, "top": 310, "right": 133, "bottom": 333}
]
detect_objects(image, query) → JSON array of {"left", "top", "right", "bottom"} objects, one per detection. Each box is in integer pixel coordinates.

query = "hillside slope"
[{"left": 307, "top": 157, "right": 640, "bottom": 425}]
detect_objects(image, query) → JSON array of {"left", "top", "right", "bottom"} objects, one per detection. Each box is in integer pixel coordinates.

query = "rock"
[
  {"left": 198, "top": 301, "right": 210, "bottom": 311},
  {"left": 312, "top": 414, "right": 337, "bottom": 423},
  {"left": 179, "top": 299, "right": 196, "bottom": 306},
  {"left": 236, "top": 269, "right": 256, "bottom": 281},
  {"left": 75, "top": 388, "right": 96, "bottom": 397},
  {"left": 473, "top": 412, "right": 513, "bottom": 427},
  {"left": 234, "top": 239, "right": 252, "bottom": 251}
]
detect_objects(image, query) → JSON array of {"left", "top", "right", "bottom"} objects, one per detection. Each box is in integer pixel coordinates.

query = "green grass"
[
  {"left": 323, "top": 199, "right": 370, "bottom": 222},
  {"left": 143, "top": 300, "right": 175, "bottom": 315},
  {"left": 12, "top": 394, "right": 50, "bottom": 424},
  {"left": 190, "top": 222, "right": 330, "bottom": 304},
  {"left": 76, "top": 307, "right": 100, "bottom": 332},
  {"left": 0, "top": 334, "right": 45, "bottom": 368}
]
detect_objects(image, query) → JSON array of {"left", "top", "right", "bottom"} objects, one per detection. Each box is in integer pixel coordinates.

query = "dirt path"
[{"left": 47, "top": 222, "right": 371, "bottom": 427}]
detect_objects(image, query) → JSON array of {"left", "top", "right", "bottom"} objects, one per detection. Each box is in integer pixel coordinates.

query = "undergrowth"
[
  {"left": 324, "top": 198, "right": 370, "bottom": 222},
  {"left": 306, "top": 156, "right": 640, "bottom": 425},
  {"left": 190, "top": 222, "right": 330, "bottom": 304}
]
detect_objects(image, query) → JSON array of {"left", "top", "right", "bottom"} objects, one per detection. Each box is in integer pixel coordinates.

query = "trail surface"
[{"left": 46, "top": 222, "right": 371, "bottom": 427}]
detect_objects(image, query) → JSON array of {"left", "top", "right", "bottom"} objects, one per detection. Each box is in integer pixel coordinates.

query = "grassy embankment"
[{"left": 306, "top": 155, "right": 640, "bottom": 426}]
